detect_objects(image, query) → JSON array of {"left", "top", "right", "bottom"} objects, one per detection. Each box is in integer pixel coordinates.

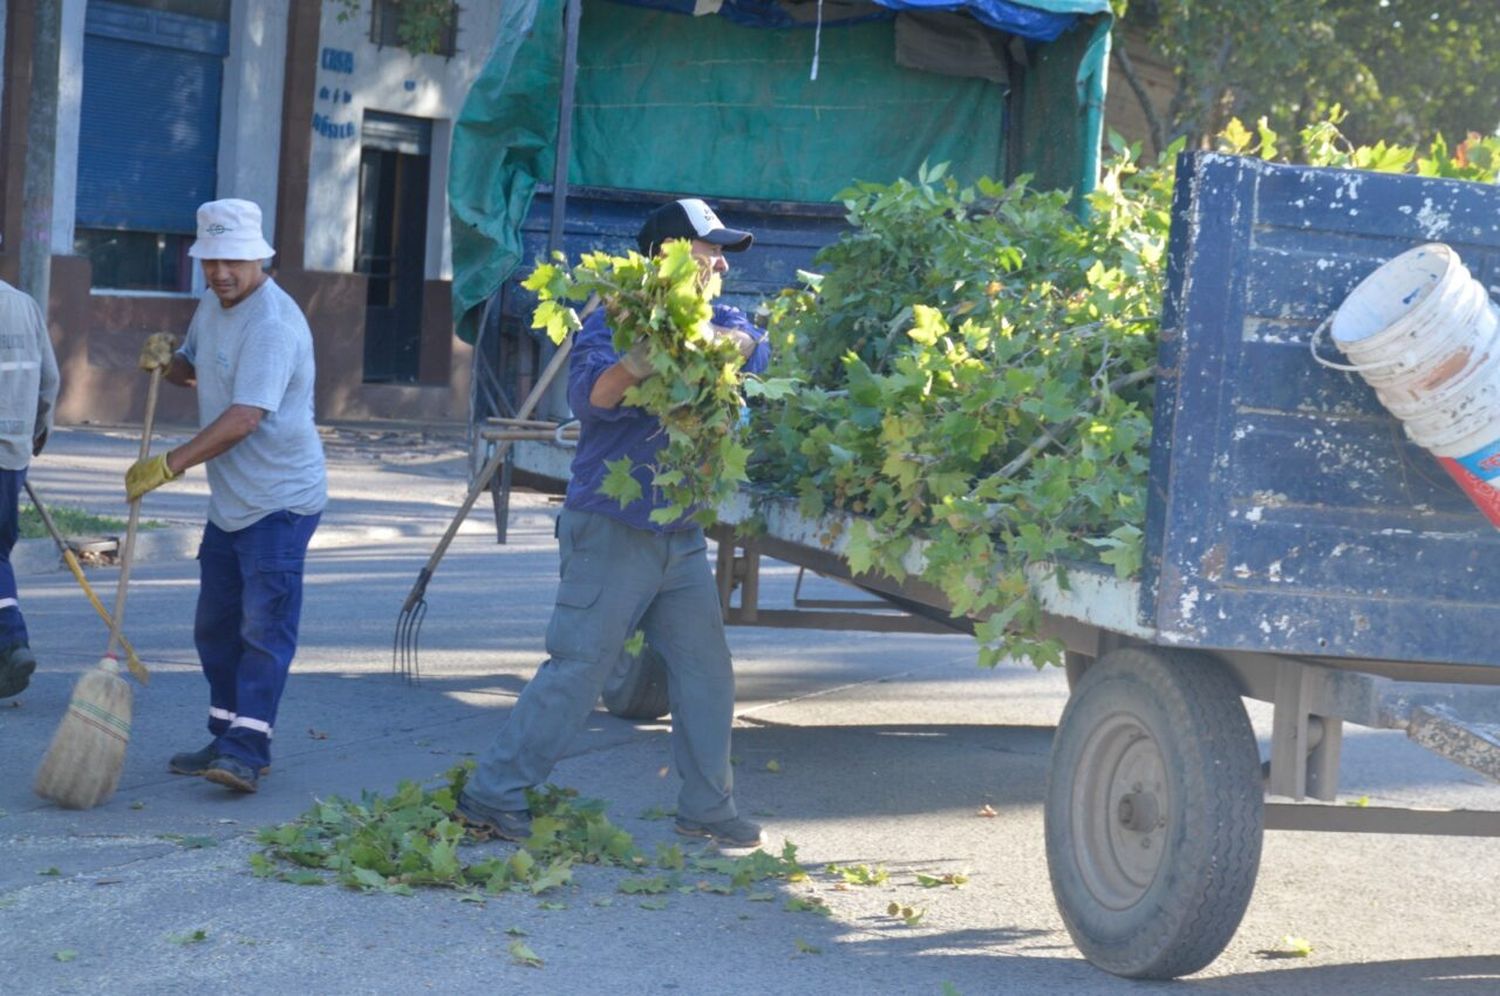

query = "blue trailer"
[{"left": 682, "top": 151, "right": 1500, "bottom": 978}]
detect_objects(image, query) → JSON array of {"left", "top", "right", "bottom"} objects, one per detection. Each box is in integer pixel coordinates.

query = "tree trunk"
[
  {"left": 1112, "top": 42, "right": 1168, "bottom": 159},
  {"left": 20, "top": 0, "right": 62, "bottom": 319}
]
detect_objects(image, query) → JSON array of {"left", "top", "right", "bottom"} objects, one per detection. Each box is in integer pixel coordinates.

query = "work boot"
[
  {"left": 203, "top": 755, "right": 260, "bottom": 794},
  {"left": 0, "top": 644, "right": 37, "bottom": 699},
  {"left": 454, "top": 791, "right": 532, "bottom": 842},
  {"left": 169, "top": 743, "right": 269, "bottom": 776},
  {"left": 674, "top": 816, "right": 765, "bottom": 849}
]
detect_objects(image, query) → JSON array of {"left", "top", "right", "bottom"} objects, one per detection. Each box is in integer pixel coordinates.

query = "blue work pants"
[
  {"left": 0, "top": 467, "right": 26, "bottom": 649},
  {"left": 468, "top": 509, "right": 738, "bottom": 824},
  {"left": 194, "top": 510, "right": 319, "bottom": 769}
]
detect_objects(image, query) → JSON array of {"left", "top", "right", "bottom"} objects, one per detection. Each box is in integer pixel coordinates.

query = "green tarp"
[{"left": 448, "top": 0, "right": 1111, "bottom": 342}]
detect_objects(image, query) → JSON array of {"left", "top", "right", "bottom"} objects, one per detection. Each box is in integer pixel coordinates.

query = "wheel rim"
[{"left": 1069, "top": 710, "right": 1170, "bottom": 911}]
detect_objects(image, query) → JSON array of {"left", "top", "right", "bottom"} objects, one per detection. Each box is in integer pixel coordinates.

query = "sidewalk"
[{"left": 12, "top": 423, "right": 523, "bottom": 574}]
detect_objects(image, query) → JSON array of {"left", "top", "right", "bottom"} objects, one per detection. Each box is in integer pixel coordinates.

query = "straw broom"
[{"left": 35, "top": 367, "right": 162, "bottom": 809}]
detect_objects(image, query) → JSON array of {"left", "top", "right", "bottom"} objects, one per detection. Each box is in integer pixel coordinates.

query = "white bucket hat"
[{"left": 188, "top": 198, "right": 275, "bottom": 261}]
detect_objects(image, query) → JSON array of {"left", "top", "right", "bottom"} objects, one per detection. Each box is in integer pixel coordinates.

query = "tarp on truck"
[{"left": 449, "top": 0, "right": 1111, "bottom": 342}]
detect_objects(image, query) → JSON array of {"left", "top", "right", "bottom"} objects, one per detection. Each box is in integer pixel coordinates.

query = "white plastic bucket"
[
  {"left": 1375, "top": 300, "right": 1500, "bottom": 412},
  {"left": 1331, "top": 243, "right": 1495, "bottom": 390},
  {"left": 1325, "top": 242, "right": 1500, "bottom": 498},
  {"left": 1403, "top": 386, "right": 1500, "bottom": 450}
]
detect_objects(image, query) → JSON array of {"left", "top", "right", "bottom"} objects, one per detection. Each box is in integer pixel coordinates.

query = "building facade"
[{"left": 0, "top": 0, "right": 500, "bottom": 427}]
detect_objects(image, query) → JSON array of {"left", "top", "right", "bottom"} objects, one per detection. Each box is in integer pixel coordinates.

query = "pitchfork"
[{"left": 393, "top": 322, "right": 583, "bottom": 680}]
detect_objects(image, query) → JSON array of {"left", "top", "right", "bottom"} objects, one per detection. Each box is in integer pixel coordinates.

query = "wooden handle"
[
  {"left": 107, "top": 367, "right": 163, "bottom": 658},
  {"left": 416, "top": 336, "right": 573, "bottom": 578},
  {"left": 24, "top": 479, "right": 149, "bottom": 683}
]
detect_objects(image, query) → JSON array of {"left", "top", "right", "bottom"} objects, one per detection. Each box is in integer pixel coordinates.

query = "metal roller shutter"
[{"left": 75, "top": 1, "right": 229, "bottom": 233}]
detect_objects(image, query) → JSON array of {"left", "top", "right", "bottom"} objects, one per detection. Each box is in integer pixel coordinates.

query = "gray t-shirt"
[{"left": 178, "top": 278, "right": 327, "bottom": 531}]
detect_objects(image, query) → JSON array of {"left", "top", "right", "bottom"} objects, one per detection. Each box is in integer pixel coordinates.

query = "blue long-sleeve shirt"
[{"left": 564, "top": 303, "right": 770, "bottom": 532}]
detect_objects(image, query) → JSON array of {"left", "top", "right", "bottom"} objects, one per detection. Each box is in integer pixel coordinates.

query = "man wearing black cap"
[{"left": 457, "top": 199, "right": 769, "bottom": 848}]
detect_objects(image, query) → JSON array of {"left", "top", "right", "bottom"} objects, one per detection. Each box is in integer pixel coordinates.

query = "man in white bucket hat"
[{"left": 126, "top": 198, "right": 326, "bottom": 795}]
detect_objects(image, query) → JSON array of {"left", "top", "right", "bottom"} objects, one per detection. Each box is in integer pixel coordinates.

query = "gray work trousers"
[{"left": 467, "top": 508, "right": 737, "bottom": 823}]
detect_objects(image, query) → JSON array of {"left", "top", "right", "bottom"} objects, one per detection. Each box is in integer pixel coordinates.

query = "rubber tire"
[
  {"left": 602, "top": 644, "right": 671, "bottom": 721},
  {"left": 1044, "top": 647, "right": 1263, "bottom": 980},
  {"left": 1063, "top": 651, "right": 1094, "bottom": 692}
]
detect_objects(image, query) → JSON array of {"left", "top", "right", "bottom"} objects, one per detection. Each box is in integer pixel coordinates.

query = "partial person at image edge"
[{"left": 0, "top": 278, "right": 60, "bottom": 699}]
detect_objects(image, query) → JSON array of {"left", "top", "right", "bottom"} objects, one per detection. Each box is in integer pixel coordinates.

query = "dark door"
[{"left": 357, "top": 112, "right": 432, "bottom": 383}]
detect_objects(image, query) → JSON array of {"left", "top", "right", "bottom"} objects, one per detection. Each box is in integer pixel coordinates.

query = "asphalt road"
[{"left": 2, "top": 427, "right": 1498, "bottom": 994}]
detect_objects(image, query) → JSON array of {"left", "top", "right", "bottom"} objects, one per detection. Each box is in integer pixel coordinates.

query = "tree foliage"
[
  {"left": 1118, "top": 1, "right": 1500, "bottom": 157},
  {"left": 751, "top": 120, "right": 1500, "bottom": 668},
  {"left": 327, "top": 0, "right": 457, "bottom": 56}
]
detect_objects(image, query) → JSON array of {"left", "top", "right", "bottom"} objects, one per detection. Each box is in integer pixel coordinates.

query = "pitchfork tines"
[
  {"left": 393, "top": 568, "right": 431, "bottom": 681},
  {"left": 391, "top": 330, "right": 579, "bottom": 684}
]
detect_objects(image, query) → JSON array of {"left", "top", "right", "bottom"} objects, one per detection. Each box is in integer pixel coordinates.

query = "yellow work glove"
[
  {"left": 125, "top": 452, "right": 181, "bottom": 502},
  {"left": 138, "top": 332, "right": 180, "bottom": 372}
]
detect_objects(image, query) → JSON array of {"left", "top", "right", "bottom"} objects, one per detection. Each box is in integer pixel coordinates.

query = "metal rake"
[{"left": 394, "top": 334, "right": 575, "bottom": 681}]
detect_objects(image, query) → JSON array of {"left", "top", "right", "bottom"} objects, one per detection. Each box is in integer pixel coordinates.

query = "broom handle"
[
  {"left": 107, "top": 367, "right": 162, "bottom": 657},
  {"left": 22, "top": 480, "right": 146, "bottom": 680}
]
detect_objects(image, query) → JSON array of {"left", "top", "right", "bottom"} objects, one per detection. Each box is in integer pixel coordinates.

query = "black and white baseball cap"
[{"left": 637, "top": 198, "right": 753, "bottom": 256}]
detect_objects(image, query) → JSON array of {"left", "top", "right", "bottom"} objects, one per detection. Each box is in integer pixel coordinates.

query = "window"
[
  {"left": 370, "top": 0, "right": 459, "bottom": 57},
  {"left": 74, "top": 0, "right": 228, "bottom": 291},
  {"left": 74, "top": 230, "right": 194, "bottom": 293}
]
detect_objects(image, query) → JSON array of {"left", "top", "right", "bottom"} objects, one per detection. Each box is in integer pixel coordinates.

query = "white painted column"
[
  {"left": 218, "top": 0, "right": 289, "bottom": 228},
  {"left": 49, "top": 0, "right": 86, "bottom": 255}
]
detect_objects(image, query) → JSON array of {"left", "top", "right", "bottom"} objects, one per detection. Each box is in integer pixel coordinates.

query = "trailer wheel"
[
  {"left": 602, "top": 645, "right": 670, "bottom": 720},
  {"left": 1063, "top": 651, "right": 1094, "bottom": 691},
  {"left": 1045, "top": 647, "right": 1263, "bottom": 979}
]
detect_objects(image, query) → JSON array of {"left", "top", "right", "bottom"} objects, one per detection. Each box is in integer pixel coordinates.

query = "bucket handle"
[{"left": 1308, "top": 314, "right": 1406, "bottom": 373}]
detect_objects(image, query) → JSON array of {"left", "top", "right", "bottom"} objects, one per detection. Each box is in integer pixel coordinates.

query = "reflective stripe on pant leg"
[
  {"left": 0, "top": 468, "right": 27, "bottom": 648},
  {"left": 643, "top": 525, "right": 737, "bottom": 824},
  {"left": 195, "top": 523, "right": 242, "bottom": 738},
  {"left": 466, "top": 509, "right": 664, "bottom": 811},
  {"left": 213, "top": 511, "right": 319, "bottom": 769}
]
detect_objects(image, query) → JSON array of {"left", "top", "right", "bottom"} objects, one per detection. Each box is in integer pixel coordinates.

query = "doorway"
[{"left": 357, "top": 111, "right": 432, "bottom": 384}]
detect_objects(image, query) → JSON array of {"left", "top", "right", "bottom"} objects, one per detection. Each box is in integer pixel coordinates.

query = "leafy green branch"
[
  {"left": 525, "top": 242, "right": 763, "bottom": 527},
  {"left": 749, "top": 117, "right": 1498, "bottom": 669}
]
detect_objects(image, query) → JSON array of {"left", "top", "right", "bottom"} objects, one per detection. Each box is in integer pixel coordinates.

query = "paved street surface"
[{"left": 3, "top": 426, "right": 1499, "bottom": 994}]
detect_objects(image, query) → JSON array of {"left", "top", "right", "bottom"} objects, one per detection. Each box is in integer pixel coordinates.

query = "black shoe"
[
  {"left": 203, "top": 755, "right": 260, "bottom": 793},
  {"left": 170, "top": 743, "right": 270, "bottom": 777},
  {"left": 674, "top": 816, "right": 765, "bottom": 849},
  {"left": 0, "top": 644, "right": 36, "bottom": 700},
  {"left": 454, "top": 791, "right": 532, "bottom": 842}
]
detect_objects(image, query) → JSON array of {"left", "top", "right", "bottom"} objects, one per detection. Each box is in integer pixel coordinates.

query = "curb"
[
  {"left": 10, "top": 508, "right": 559, "bottom": 577},
  {"left": 10, "top": 524, "right": 395, "bottom": 576}
]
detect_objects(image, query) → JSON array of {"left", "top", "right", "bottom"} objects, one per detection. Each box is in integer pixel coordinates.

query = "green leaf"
[
  {"left": 843, "top": 518, "right": 878, "bottom": 577},
  {"left": 166, "top": 929, "right": 209, "bottom": 946},
  {"left": 280, "top": 871, "right": 326, "bottom": 886},
  {"left": 915, "top": 871, "right": 968, "bottom": 888},
  {"left": 1278, "top": 935, "right": 1314, "bottom": 958},
  {"left": 599, "top": 458, "right": 643, "bottom": 508},
  {"left": 623, "top": 629, "right": 646, "bottom": 657},
  {"left": 906, "top": 305, "right": 946, "bottom": 347},
  {"left": 54, "top": 949, "right": 78, "bottom": 963},
  {"left": 508, "top": 940, "right": 544, "bottom": 968},
  {"left": 784, "top": 896, "right": 832, "bottom": 917}
]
